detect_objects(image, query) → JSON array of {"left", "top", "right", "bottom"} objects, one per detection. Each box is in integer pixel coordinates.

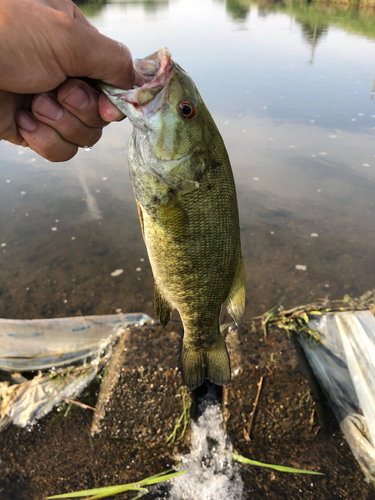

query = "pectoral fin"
[
  {"left": 225, "top": 253, "right": 246, "bottom": 327},
  {"left": 155, "top": 283, "right": 173, "bottom": 328}
]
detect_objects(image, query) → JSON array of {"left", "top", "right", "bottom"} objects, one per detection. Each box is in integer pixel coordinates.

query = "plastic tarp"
[
  {"left": 0, "top": 313, "right": 153, "bottom": 371},
  {"left": 300, "top": 311, "right": 375, "bottom": 481},
  {"left": 0, "top": 313, "right": 154, "bottom": 430}
]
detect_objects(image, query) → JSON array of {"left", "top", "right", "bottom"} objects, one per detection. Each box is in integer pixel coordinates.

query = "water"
[
  {"left": 1, "top": 0, "right": 375, "bottom": 321},
  {"left": 169, "top": 402, "right": 244, "bottom": 499}
]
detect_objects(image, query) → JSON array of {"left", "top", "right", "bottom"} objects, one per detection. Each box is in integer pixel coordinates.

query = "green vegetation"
[
  {"left": 46, "top": 453, "right": 322, "bottom": 499},
  {"left": 46, "top": 470, "right": 186, "bottom": 499},
  {"left": 231, "top": 452, "right": 324, "bottom": 474},
  {"left": 248, "top": 289, "right": 375, "bottom": 339},
  {"left": 166, "top": 386, "right": 192, "bottom": 444}
]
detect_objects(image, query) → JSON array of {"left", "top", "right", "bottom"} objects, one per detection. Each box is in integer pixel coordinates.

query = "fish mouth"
[{"left": 101, "top": 47, "right": 174, "bottom": 109}]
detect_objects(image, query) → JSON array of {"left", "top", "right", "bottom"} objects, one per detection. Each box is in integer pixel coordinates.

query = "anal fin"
[
  {"left": 225, "top": 252, "right": 246, "bottom": 327},
  {"left": 155, "top": 283, "right": 173, "bottom": 328}
]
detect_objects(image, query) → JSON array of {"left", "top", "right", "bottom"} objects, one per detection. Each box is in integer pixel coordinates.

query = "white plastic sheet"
[
  {"left": 0, "top": 313, "right": 154, "bottom": 371},
  {"left": 0, "top": 313, "right": 155, "bottom": 429},
  {"left": 300, "top": 310, "right": 375, "bottom": 481}
]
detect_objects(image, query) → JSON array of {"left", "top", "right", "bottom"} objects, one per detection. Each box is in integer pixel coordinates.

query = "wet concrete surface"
[{"left": 1, "top": 322, "right": 374, "bottom": 499}]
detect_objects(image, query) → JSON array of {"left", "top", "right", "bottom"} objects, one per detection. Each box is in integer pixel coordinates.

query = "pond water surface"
[{"left": 1, "top": 0, "right": 375, "bottom": 322}]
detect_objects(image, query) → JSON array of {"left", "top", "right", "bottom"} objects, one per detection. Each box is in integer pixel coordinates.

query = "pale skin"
[{"left": 0, "top": 0, "right": 137, "bottom": 162}]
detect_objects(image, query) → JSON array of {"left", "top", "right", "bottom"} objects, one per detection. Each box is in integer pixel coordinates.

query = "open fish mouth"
[{"left": 101, "top": 47, "right": 174, "bottom": 108}]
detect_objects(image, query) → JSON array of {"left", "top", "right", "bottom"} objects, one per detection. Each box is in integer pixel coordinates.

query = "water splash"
[{"left": 169, "top": 402, "right": 244, "bottom": 500}]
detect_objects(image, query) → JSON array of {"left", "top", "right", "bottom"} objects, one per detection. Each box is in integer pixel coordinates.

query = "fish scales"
[{"left": 102, "top": 47, "right": 245, "bottom": 390}]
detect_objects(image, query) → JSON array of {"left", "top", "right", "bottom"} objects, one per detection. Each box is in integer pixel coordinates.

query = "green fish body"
[{"left": 102, "top": 48, "right": 245, "bottom": 390}]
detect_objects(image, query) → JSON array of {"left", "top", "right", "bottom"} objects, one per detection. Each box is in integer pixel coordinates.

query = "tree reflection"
[
  {"left": 73, "top": 0, "right": 108, "bottom": 17},
  {"left": 226, "top": 0, "right": 252, "bottom": 21},
  {"left": 73, "top": 0, "right": 169, "bottom": 17}
]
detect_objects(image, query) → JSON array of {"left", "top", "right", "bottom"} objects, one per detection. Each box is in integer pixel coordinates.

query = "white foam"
[{"left": 169, "top": 404, "right": 244, "bottom": 500}]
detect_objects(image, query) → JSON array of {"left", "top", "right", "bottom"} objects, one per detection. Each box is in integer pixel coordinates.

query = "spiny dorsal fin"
[
  {"left": 155, "top": 283, "right": 173, "bottom": 328},
  {"left": 225, "top": 252, "right": 246, "bottom": 327}
]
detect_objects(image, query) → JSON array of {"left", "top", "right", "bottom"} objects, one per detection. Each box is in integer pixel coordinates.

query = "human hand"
[{"left": 0, "top": 0, "right": 130, "bottom": 162}]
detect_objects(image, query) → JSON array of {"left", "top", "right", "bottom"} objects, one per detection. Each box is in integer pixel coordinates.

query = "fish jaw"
[{"left": 100, "top": 47, "right": 174, "bottom": 132}]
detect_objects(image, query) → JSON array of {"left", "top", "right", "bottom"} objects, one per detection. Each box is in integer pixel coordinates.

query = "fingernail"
[
  {"left": 15, "top": 111, "right": 37, "bottom": 132},
  {"left": 62, "top": 87, "right": 90, "bottom": 110},
  {"left": 34, "top": 93, "right": 64, "bottom": 120}
]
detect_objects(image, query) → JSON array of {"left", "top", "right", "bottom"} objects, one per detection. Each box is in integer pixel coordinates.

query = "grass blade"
[
  {"left": 46, "top": 470, "right": 186, "bottom": 499},
  {"left": 231, "top": 452, "right": 324, "bottom": 475},
  {"left": 87, "top": 486, "right": 148, "bottom": 500}
]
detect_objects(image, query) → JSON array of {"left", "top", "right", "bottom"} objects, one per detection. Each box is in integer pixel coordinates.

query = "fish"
[{"left": 101, "top": 47, "right": 245, "bottom": 390}]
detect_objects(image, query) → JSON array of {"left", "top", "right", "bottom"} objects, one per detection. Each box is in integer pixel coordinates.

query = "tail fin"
[{"left": 181, "top": 336, "right": 231, "bottom": 390}]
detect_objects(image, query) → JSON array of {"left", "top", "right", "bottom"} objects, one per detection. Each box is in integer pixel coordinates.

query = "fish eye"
[{"left": 179, "top": 101, "right": 196, "bottom": 120}]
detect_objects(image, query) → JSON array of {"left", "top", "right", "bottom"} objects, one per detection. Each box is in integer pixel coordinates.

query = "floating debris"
[
  {"left": 295, "top": 265, "right": 307, "bottom": 271},
  {"left": 110, "top": 269, "right": 123, "bottom": 277}
]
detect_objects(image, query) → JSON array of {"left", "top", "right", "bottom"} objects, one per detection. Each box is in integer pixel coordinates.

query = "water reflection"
[
  {"left": 73, "top": 0, "right": 108, "bottom": 16},
  {"left": 226, "top": 0, "right": 251, "bottom": 21},
  {"left": 74, "top": 0, "right": 169, "bottom": 16}
]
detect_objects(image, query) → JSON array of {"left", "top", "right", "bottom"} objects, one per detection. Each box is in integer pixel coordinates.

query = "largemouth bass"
[{"left": 102, "top": 48, "right": 245, "bottom": 390}]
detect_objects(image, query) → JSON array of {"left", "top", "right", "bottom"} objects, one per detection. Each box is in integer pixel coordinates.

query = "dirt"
[{"left": 225, "top": 325, "right": 375, "bottom": 499}]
